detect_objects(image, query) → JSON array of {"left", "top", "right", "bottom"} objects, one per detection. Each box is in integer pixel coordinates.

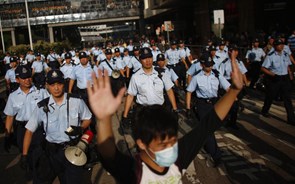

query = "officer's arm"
[
  {"left": 288, "top": 66, "right": 293, "bottom": 80},
  {"left": 32, "top": 68, "right": 35, "bottom": 76},
  {"left": 187, "top": 75, "right": 192, "bottom": 85},
  {"left": 186, "top": 92, "right": 192, "bottom": 109},
  {"left": 181, "top": 57, "right": 189, "bottom": 70},
  {"left": 22, "top": 129, "right": 33, "bottom": 156},
  {"left": 5, "top": 79, "right": 10, "bottom": 90},
  {"left": 166, "top": 88, "right": 177, "bottom": 110},
  {"left": 123, "top": 95, "right": 134, "bottom": 118},
  {"left": 81, "top": 119, "right": 91, "bottom": 130},
  {"left": 290, "top": 55, "right": 295, "bottom": 65},
  {"left": 5, "top": 115, "right": 14, "bottom": 134},
  {"left": 214, "top": 54, "right": 243, "bottom": 120},
  {"left": 68, "top": 79, "right": 75, "bottom": 93},
  {"left": 126, "top": 67, "right": 130, "bottom": 78},
  {"left": 261, "top": 67, "right": 275, "bottom": 77}
]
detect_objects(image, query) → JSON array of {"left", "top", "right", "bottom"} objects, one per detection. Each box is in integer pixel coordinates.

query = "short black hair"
[{"left": 133, "top": 105, "right": 178, "bottom": 145}]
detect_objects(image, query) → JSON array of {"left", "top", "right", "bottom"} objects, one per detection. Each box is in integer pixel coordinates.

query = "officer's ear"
[
  {"left": 136, "top": 139, "right": 147, "bottom": 150},
  {"left": 16, "top": 77, "right": 20, "bottom": 83}
]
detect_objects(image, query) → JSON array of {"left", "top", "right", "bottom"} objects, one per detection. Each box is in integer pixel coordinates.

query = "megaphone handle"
[{"left": 75, "top": 148, "right": 82, "bottom": 157}]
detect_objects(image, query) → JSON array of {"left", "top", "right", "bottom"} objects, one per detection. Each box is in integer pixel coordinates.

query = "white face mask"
[{"left": 146, "top": 142, "right": 178, "bottom": 167}]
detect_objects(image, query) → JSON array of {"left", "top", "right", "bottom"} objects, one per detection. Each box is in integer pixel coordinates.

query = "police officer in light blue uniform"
[
  {"left": 5, "top": 57, "right": 19, "bottom": 94},
  {"left": 208, "top": 46, "right": 223, "bottom": 71},
  {"left": 261, "top": 39, "right": 295, "bottom": 125},
  {"left": 245, "top": 38, "right": 266, "bottom": 89},
  {"left": 99, "top": 48, "right": 125, "bottom": 96},
  {"left": 219, "top": 45, "right": 248, "bottom": 129},
  {"left": 155, "top": 53, "right": 179, "bottom": 86},
  {"left": 69, "top": 51, "right": 98, "bottom": 97},
  {"left": 4, "top": 65, "right": 48, "bottom": 180},
  {"left": 126, "top": 46, "right": 142, "bottom": 79},
  {"left": 122, "top": 48, "right": 178, "bottom": 133},
  {"left": 60, "top": 53, "right": 75, "bottom": 92},
  {"left": 31, "top": 52, "right": 50, "bottom": 89},
  {"left": 151, "top": 43, "right": 161, "bottom": 65},
  {"left": 186, "top": 54, "right": 230, "bottom": 167},
  {"left": 187, "top": 59, "right": 202, "bottom": 85},
  {"left": 22, "top": 69, "right": 92, "bottom": 184},
  {"left": 216, "top": 40, "right": 228, "bottom": 61}
]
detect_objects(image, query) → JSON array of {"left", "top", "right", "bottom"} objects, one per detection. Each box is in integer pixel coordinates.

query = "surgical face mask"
[{"left": 146, "top": 142, "right": 178, "bottom": 167}]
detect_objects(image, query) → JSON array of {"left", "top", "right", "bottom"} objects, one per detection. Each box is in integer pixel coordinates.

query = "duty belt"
[{"left": 196, "top": 97, "right": 218, "bottom": 104}]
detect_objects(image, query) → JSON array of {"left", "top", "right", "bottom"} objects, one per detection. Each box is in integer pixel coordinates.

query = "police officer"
[
  {"left": 151, "top": 43, "right": 161, "bottom": 65},
  {"left": 72, "top": 49, "right": 81, "bottom": 65},
  {"left": 5, "top": 56, "right": 19, "bottom": 94},
  {"left": 4, "top": 65, "right": 48, "bottom": 151},
  {"left": 126, "top": 46, "right": 142, "bottom": 79},
  {"left": 3, "top": 51, "right": 11, "bottom": 72},
  {"left": 208, "top": 46, "right": 223, "bottom": 70},
  {"left": 178, "top": 39, "right": 193, "bottom": 67},
  {"left": 118, "top": 48, "right": 130, "bottom": 78},
  {"left": 99, "top": 48, "right": 124, "bottom": 96},
  {"left": 60, "top": 52, "right": 75, "bottom": 92},
  {"left": 122, "top": 47, "right": 178, "bottom": 132},
  {"left": 186, "top": 54, "right": 230, "bottom": 167},
  {"left": 96, "top": 45, "right": 107, "bottom": 66},
  {"left": 155, "top": 53, "right": 179, "bottom": 86},
  {"left": 165, "top": 40, "right": 188, "bottom": 89},
  {"left": 261, "top": 39, "right": 295, "bottom": 125},
  {"left": 4, "top": 65, "right": 48, "bottom": 179},
  {"left": 186, "top": 58, "right": 202, "bottom": 85},
  {"left": 22, "top": 70, "right": 92, "bottom": 183},
  {"left": 68, "top": 52, "right": 98, "bottom": 99},
  {"left": 25, "top": 50, "right": 35, "bottom": 67},
  {"left": 245, "top": 38, "right": 266, "bottom": 89},
  {"left": 31, "top": 52, "right": 50, "bottom": 89},
  {"left": 219, "top": 45, "right": 248, "bottom": 129},
  {"left": 216, "top": 40, "right": 228, "bottom": 61},
  {"left": 46, "top": 49, "right": 60, "bottom": 69}
]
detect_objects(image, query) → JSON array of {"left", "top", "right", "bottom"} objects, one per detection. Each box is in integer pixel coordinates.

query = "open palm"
[{"left": 87, "top": 70, "right": 125, "bottom": 120}]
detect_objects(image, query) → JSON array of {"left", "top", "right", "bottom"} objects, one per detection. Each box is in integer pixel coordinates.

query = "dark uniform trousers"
[
  {"left": 168, "top": 62, "right": 186, "bottom": 89},
  {"left": 33, "top": 141, "right": 84, "bottom": 184},
  {"left": 15, "top": 121, "right": 44, "bottom": 176},
  {"left": 196, "top": 98, "right": 221, "bottom": 162},
  {"left": 33, "top": 72, "right": 46, "bottom": 89},
  {"left": 249, "top": 61, "right": 261, "bottom": 88},
  {"left": 262, "top": 75, "right": 295, "bottom": 123}
]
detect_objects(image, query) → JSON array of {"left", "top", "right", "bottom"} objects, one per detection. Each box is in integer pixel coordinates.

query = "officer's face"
[
  {"left": 65, "top": 58, "right": 71, "bottom": 64},
  {"left": 210, "top": 50, "right": 216, "bottom": 56},
  {"left": 254, "top": 42, "right": 259, "bottom": 47},
  {"left": 157, "top": 60, "right": 165, "bottom": 68},
  {"left": 171, "top": 44, "right": 177, "bottom": 50},
  {"left": 80, "top": 57, "right": 88, "bottom": 65},
  {"left": 275, "top": 44, "right": 284, "bottom": 52},
  {"left": 47, "top": 82, "right": 64, "bottom": 98},
  {"left": 106, "top": 54, "right": 112, "bottom": 60},
  {"left": 141, "top": 57, "right": 153, "bottom": 69},
  {"left": 134, "top": 50, "right": 139, "bottom": 56},
  {"left": 115, "top": 52, "right": 120, "bottom": 57},
  {"left": 202, "top": 64, "right": 213, "bottom": 72},
  {"left": 17, "top": 77, "right": 32, "bottom": 88},
  {"left": 219, "top": 45, "right": 225, "bottom": 50}
]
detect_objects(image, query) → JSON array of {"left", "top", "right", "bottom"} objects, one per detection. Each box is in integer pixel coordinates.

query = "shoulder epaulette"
[
  {"left": 212, "top": 69, "right": 220, "bottom": 78},
  {"left": 67, "top": 93, "right": 82, "bottom": 99},
  {"left": 283, "top": 51, "right": 288, "bottom": 57},
  {"left": 216, "top": 55, "right": 220, "bottom": 59},
  {"left": 193, "top": 69, "right": 202, "bottom": 76},
  {"left": 222, "top": 58, "right": 229, "bottom": 64},
  {"left": 268, "top": 51, "right": 275, "bottom": 56},
  {"left": 61, "top": 63, "right": 65, "bottom": 67},
  {"left": 37, "top": 97, "right": 50, "bottom": 108}
]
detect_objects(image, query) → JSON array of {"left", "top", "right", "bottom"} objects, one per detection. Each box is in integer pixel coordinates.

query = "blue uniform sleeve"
[
  {"left": 186, "top": 75, "right": 198, "bottom": 93},
  {"left": 25, "top": 107, "right": 42, "bottom": 133},
  {"left": 127, "top": 76, "right": 138, "bottom": 96},
  {"left": 3, "top": 95, "right": 16, "bottom": 116}
]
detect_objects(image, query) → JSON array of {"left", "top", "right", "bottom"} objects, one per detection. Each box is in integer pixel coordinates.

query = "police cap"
[
  {"left": 200, "top": 54, "right": 214, "bottom": 67},
  {"left": 15, "top": 65, "right": 32, "bottom": 79},
  {"left": 35, "top": 52, "right": 41, "bottom": 57},
  {"left": 228, "top": 44, "right": 239, "bottom": 51},
  {"left": 114, "top": 48, "right": 120, "bottom": 53},
  {"left": 178, "top": 40, "right": 184, "bottom": 44},
  {"left": 171, "top": 40, "right": 177, "bottom": 45},
  {"left": 46, "top": 70, "right": 65, "bottom": 84},
  {"left": 208, "top": 46, "right": 217, "bottom": 51},
  {"left": 139, "top": 47, "right": 153, "bottom": 60},
  {"left": 79, "top": 52, "right": 88, "bottom": 59},
  {"left": 123, "top": 48, "right": 129, "bottom": 52},
  {"left": 133, "top": 46, "right": 140, "bottom": 51},
  {"left": 10, "top": 56, "right": 18, "bottom": 63},
  {"left": 64, "top": 53, "right": 72, "bottom": 59},
  {"left": 156, "top": 53, "right": 165, "bottom": 62},
  {"left": 105, "top": 49, "right": 112, "bottom": 55},
  {"left": 273, "top": 39, "right": 284, "bottom": 46}
]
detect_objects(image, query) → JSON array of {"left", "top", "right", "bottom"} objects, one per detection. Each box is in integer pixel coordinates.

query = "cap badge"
[
  {"left": 52, "top": 71, "right": 58, "bottom": 78},
  {"left": 22, "top": 67, "right": 27, "bottom": 73}
]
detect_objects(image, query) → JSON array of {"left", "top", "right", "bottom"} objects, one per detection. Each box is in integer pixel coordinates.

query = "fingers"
[
  {"left": 98, "top": 69, "right": 104, "bottom": 89},
  {"left": 103, "top": 70, "right": 111, "bottom": 90}
]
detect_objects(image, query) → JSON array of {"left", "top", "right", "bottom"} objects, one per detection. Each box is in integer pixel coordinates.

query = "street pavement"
[{"left": 0, "top": 82, "right": 295, "bottom": 184}]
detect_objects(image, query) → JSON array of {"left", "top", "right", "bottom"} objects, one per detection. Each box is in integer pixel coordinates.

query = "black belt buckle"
[{"left": 206, "top": 99, "right": 212, "bottom": 104}]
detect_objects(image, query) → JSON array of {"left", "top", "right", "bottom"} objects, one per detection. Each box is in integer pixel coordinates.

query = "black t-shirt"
[{"left": 99, "top": 108, "right": 221, "bottom": 184}]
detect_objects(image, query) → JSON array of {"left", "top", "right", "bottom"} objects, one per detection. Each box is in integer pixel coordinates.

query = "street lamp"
[{"left": 25, "top": 0, "right": 33, "bottom": 50}]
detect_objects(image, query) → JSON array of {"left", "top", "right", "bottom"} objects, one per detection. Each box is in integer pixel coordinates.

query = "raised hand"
[
  {"left": 87, "top": 70, "right": 125, "bottom": 120},
  {"left": 230, "top": 52, "right": 243, "bottom": 91}
]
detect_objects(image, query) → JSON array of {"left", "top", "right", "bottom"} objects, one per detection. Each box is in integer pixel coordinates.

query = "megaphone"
[{"left": 65, "top": 130, "right": 94, "bottom": 166}]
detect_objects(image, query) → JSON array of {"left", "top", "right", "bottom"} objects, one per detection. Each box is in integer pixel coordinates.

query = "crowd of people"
[{"left": 1, "top": 29, "right": 295, "bottom": 183}]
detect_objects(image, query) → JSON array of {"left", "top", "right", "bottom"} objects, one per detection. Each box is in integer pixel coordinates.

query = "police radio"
[{"left": 65, "top": 130, "right": 94, "bottom": 166}]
